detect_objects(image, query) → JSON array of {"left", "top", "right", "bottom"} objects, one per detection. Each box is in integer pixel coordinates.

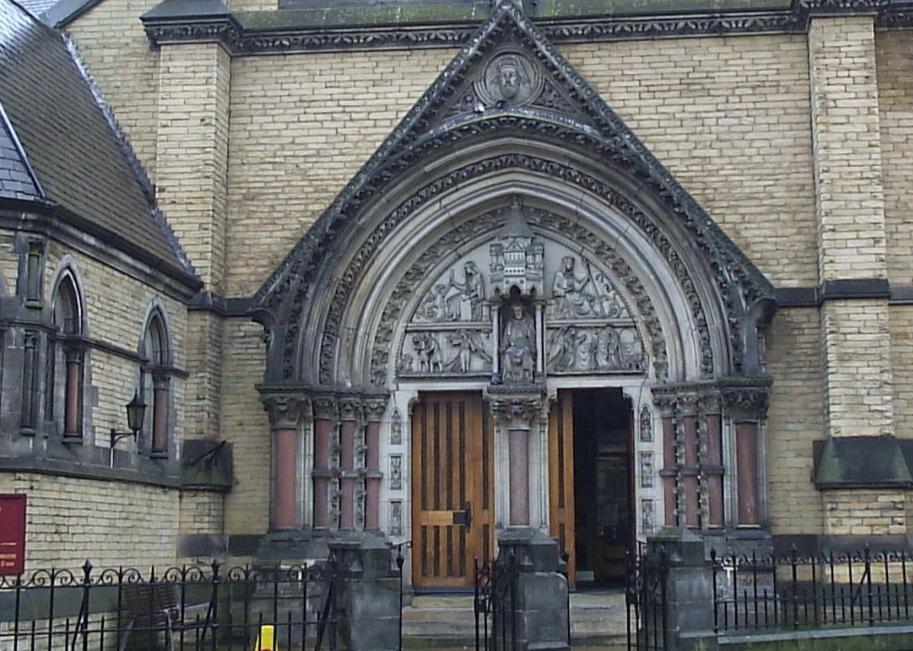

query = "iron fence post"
[
  {"left": 866, "top": 546, "right": 874, "bottom": 627},
  {"left": 710, "top": 549, "right": 719, "bottom": 634},
  {"left": 79, "top": 560, "right": 92, "bottom": 651},
  {"left": 396, "top": 547, "right": 405, "bottom": 651}
]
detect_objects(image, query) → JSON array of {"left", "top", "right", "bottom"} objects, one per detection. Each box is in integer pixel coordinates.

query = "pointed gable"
[
  {"left": 253, "top": 0, "right": 775, "bottom": 382},
  {"left": 255, "top": 0, "right": 773, "bottom": 313}
]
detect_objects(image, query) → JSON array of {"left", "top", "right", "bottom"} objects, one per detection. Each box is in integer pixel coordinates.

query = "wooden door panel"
[
  {"left": 549, "top": 390, "right": 576, "bottom": 587},
  {"left": 412, "top": 392, "right": 493, "bottom": 588}
]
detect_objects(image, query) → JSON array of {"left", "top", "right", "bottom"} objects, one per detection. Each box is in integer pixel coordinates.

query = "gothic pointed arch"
[
  {"left": 49, "top": 261, "right": 86, "bottom": 440},
  {"left": 252, "top": 0, "right": 775, "bottom": 392},
  {"left": 139, "top": 301, "right": 173, "bottom": 457}
]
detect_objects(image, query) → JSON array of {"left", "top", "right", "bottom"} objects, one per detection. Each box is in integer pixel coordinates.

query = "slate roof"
[
  {"left": 0, "top": 102, "right": 41, "bottom": 200},
  {"left": 14, "top": 0, "right": 56, "bottom": 19},
  {"left": 0, "top": 0, "right": 196, "bottom": 281}
]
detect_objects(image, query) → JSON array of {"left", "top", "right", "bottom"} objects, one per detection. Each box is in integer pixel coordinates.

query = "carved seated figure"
[{"left": 501, "top": 302, "right": 535, "bottom": 382}]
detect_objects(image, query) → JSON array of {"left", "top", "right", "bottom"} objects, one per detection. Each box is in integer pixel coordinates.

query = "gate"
[
  {"left": 473, "top": 555, "right": 518, "bottom": 650},
  {"left": 626, "top": 545, "right": 668, "bottom": 651}
]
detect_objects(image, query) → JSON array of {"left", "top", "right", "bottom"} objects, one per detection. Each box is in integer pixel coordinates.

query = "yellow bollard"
[{"left": 253, "top": 624, "right": 277, "bottom": 651}]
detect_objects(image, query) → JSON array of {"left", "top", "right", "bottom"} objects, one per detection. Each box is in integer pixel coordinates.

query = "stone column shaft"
[
  {"left": 64, "top": 356, "right": 80, "bottom": 436},
  {"left": 273, "top": 427, "right": 300, "bottom": 530},
  {"left": 314, "top": 418, "right": 332, "bottom": 528},
  {"left": 509, "top": 428, "right": 530, "bottom": 526},
  {"left": 264, "top": 395, "right": 307, "bottom": 531}
]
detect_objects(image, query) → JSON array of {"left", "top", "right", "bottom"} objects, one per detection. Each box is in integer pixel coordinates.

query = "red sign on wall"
[{"left": 0, "top": 494, "right": 26, "bottom": 575}]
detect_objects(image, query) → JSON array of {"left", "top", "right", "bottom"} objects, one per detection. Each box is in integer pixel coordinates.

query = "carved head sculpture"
[
  {"left": 561, "top": 256, "right": 576, "bottom": 272},
  {"left": 496, "top": 55, "right": 527, "bottom": 100},
  {"left": 511, "top": 302, "right": 525, "bottom": 320}
]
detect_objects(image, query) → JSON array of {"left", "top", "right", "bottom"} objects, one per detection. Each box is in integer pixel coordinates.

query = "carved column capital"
[
  {"left": 363, "top": 396, "right": 388, "bottom": 423},
  {"left": 489, "top": 389, "right": 546, "bottom": 431},
  {"left": 652, "top": 381, "right": 722, "bottom": 416},
  {"left": 312, "top": 394, "right": 339, "bottom": 421},
  {"left": 262, "top": 393, "right": 310, "bottom": 430},
  {"left": 337, "top": 395, "right": 364, "bottom": 423},
  {"left": 720, "top": 379, "right": 772, "bottom": 421}
]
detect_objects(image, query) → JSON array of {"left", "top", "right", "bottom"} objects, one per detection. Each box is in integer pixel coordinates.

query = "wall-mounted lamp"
[{"left": 109, "top": 390, "right": 146, "bottom": 466}]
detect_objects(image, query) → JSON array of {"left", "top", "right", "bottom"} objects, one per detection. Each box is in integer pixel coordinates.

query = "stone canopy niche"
[{"left": 397, "top": 201, "right": 647, "bottom": 386}]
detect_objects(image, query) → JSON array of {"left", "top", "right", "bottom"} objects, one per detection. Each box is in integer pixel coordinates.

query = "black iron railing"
[
  {"left": 712, "top": 547, "right": 913, "bottom": 634},
  {"left": 0, "top": 556, "right": 401, "bottom": 651},
  {"left": 625, "top": 543, "right": 668, "bottom": 651},
  {"left": 474, "top": 555, "right": 517, "bottom": 651}
]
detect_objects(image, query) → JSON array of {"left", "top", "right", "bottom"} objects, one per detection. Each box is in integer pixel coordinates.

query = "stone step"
[{"left": 401, "top": 591, "right": 629, "bottom": 644}]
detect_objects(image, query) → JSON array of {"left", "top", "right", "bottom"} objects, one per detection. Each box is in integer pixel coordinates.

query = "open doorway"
[{"left": 572, "top": 388, "right": 634, "bottom": 587}]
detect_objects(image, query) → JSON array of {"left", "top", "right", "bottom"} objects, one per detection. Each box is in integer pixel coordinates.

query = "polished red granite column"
[
  {"left": 705, "top": 413, "right": 724, "bottom": 527},
  {"left": 312, "top": 397, "right": 336, "bottom": 529},
  {"left": 264, "top": 395, "right": 305, "bottom": 531},
  {"left": 364, "top": 398, "right": 385, "bottom": 530},
  {"left": 661, "top": 416, "right": 676, "bottom": 526},
  {"left": 736, "top": 422, "right": 760, "bottom": 525}
]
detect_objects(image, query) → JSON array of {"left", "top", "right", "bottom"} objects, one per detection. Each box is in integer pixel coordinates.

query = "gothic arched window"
[
  {"left": 50, "top": 271, "right": 83, "bottom": 440},
  {"left": 141, "top": 310, "right": 171, "bottom": 456}
]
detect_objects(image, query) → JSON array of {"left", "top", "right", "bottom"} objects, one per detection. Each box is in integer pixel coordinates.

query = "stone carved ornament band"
[{"left": 140, "top": 0, "right": 905, "bottom": 56}]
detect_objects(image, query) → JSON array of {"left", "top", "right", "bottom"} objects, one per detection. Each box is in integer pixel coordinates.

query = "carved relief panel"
[{"left": 395, "top": 213, "right": 650, "bottom": 383}]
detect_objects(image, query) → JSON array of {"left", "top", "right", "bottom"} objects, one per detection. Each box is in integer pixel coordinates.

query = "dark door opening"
[{"left": 573, "top": 388, "right": 634, "bottom": 587}]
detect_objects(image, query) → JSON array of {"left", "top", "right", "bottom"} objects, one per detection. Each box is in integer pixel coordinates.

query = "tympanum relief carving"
[{"left": 396, "top": 210, "right": 650, "bottom": 383}]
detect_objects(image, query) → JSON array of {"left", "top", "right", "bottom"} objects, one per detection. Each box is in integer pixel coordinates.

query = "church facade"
[{"left": 2, "top": 0, "right": 913, "bottom": 588}]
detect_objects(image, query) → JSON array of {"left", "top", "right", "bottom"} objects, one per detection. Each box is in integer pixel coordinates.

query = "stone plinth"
[{"left": 498, "top": 528, "right": 570, "bottom": 651}]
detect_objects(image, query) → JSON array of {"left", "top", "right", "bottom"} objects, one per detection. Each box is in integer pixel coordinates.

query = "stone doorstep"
[{"left": 402, "top": 591, "right": 627, "bottom": 645}]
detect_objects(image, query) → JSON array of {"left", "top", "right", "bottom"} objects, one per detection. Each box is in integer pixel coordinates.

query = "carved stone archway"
[{"left": 251, "top": 0, "right": 776, "bottom": 562}]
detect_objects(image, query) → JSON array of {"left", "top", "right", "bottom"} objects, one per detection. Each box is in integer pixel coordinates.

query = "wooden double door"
[
  {"left": 411, "top": 388, "right": 632, "bottom": 589},
  {"left": 412, "top": 392, "right": 494, "bottom": 588}
]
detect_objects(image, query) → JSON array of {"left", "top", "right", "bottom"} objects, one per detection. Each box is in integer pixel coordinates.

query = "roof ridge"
[{"left": 62, "top": 35, "right": 199, "bottom": 277}]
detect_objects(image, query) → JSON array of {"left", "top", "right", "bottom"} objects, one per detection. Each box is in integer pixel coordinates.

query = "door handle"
[{"left": 452, "top": 501, "right": 472, "bottom": 527}]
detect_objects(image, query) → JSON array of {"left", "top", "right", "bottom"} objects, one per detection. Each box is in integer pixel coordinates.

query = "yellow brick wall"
[
  {"left": 765, "top": 308, "right": 825, "bottom": 535},
  {"left": 809, "top": 16, "right": 886, "bottom": 282},
  {"left": 225, "top": 48, "right": 455, "bottom": 296},
  {"left": 890, "top": 305, "right": 913, "bottom": 439},
  {"left": 877, "top": 30, "right": 913, "bottom": 286},
  {"left": 821, "top": 299, "right": 893, "bottom": 438},
  {"left": 220, "top": 318, "right": 270, "bottom": 534},
  {"left": 43, "top": 242, "right": 188, "bottom": 447},
  {"left": 824, "top": 489, "right": 905, "bottom": 536},
  {"left": 185, "top": 311, "right": 223, "bottom": 440},
  {"left": 65, "top": 0, "right": 160, "bottom": 182},
  {"left": 156, "top": 43, "right": 230, "bottom": 292},
  {"left": 0, "top": 473, "right": 178, "bottom": 570},
  {"left": 563, "top": 35, "right": 817, "bottom": 288},
  {"left": 179, "top": 491, "right": 225, "bottom": 537},
  {"left": 224, "top": 35, "right": 817, "bottom": 295}
]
